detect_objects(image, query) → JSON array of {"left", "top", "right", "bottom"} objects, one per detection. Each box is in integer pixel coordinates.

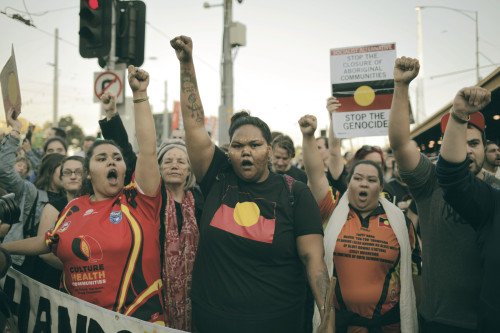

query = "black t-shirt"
[
  {"left": 276, "top": 165, "right": 308, "bottom": 184},
  {"left": 191, "top": 146, "right": 323, "bottom": 320},
  {"left": 49, "top": 195, "right": 68, "bottom": 213}
]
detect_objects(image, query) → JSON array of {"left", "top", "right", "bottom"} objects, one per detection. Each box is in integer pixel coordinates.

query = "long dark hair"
[
  {"left": 33, "top": 153, "right": 65, "bottom": 191},
  {"left": 80, "top": 140, "right": 124, "bottom": 195}
]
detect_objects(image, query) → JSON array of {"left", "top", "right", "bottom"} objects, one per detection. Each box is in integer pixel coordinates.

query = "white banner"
[
  {"left": 1, "top": 268, "right": 186, "bottom": 333},
  {"left": 331, "top": 109, "right": 390, "bottom": 139}
]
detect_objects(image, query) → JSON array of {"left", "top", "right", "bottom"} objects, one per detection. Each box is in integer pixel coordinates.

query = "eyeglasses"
[{"left": 62, "top": 169, "right": 83, "bottom": 177}]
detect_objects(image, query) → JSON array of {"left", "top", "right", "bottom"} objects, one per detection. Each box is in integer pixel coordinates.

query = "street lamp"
[{"left": 415, "top": 5, "right": 480, "bottom": 83}]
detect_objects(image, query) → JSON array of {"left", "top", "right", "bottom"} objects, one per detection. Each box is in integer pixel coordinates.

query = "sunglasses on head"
[{"left": 360, "top": 145, "right": 382, "bottom": 153}]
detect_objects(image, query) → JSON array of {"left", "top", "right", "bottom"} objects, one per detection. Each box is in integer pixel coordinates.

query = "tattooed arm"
[
  {"left": 297, "top": 234, "right": 330, "bottom": 319},
  {"left": 170, "top": 35, "right": 215, "bottom": 182}
]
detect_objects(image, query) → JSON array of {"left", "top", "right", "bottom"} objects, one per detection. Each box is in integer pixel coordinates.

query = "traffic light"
[
  {"left": 79, "top": 0, "right": 112, "bottom": 58},
  {"left": 115, "top": 1, "right": 146, "bottom": 67}
]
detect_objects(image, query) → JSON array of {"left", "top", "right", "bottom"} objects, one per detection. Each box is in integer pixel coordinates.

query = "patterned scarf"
[{"left": 162, "top": 188, "right": 199, "bottom": 331}]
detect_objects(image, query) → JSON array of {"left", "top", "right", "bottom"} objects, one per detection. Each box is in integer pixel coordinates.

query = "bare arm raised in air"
[
  {"left": 326, "top": 97, "right": 344, "bottom": 180},
  {"left": 388, "top": 57, "right": 421, "bottom": 172},
  {"left": 299, "top": 115, "right": 330, "bottom": 203},
  {"left": 170, "top": 35, "right": 215, "bottom": 182}
]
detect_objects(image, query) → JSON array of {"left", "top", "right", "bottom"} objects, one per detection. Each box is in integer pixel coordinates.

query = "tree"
[{"left": 58, "top": 116, "right": 85, "bottom": 151}]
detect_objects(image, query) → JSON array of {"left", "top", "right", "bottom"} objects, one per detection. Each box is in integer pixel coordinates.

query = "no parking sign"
[{"left": 93, "top": 70, "right": 125, "bottom": 104}]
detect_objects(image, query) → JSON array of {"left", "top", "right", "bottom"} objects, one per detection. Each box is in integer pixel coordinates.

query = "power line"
[{"left": 146, "top": 21, "right": 219, "bottom": 74}]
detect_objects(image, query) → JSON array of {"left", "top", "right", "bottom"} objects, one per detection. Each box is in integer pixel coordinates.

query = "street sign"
[{"left": 93, "top": 70, "right": 124, "bottom": 104}]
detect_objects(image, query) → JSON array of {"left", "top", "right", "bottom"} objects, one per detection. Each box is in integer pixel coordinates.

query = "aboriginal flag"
[
  {"left": 210, "top": 201, "right": 276, "bottom": 244},
  {"left": 332, "top": 80, "right": 394, "bottom": 112}
]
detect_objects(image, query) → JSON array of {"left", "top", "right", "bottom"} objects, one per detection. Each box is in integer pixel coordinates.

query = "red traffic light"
[{"left": 89, "top": 0, "right": 99, "bottom": 9}]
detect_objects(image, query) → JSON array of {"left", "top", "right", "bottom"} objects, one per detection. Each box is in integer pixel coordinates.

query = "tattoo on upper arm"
[{"left": 181, "top": 69, "right": 204, "bottom": 124}]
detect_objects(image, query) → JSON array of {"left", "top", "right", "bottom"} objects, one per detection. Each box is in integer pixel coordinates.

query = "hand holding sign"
[
  {"left": 298, "top": 115, "right": 317, "bottom": 137},
  {"left": 394, "top": 57, "right": 420, "bottom": 85},
  {"left": 326, "top": 97, "right": 341, "bottom": 115},
  {"left": 6, "top": 106, "right": 22, "bottom": 137}
]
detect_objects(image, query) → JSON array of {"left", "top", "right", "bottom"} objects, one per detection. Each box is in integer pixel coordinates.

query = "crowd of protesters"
[{"left": 0, "top": 36, "right": 498, "bottom": 333}]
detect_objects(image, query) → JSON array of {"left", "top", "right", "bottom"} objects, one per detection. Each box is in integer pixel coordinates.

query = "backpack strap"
[
  {"left": 23, "top": 192, "right": 39, "bottom": 238},
  {"left": 282, "top": 174, "right": 295, "bottom": 208}
]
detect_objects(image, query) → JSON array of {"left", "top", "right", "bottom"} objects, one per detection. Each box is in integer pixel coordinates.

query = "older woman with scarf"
[
  {"left": 299, "top": 114, "right": 420, "bottom": 333},
  {"left": 157, "top": 139, "right": 203, "bottom": 331}
]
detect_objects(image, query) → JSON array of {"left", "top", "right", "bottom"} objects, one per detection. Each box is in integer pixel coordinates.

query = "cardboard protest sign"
[
  {"left": 330, "top": 43, "right": 396, "bottom": 138},
  {"left": 1, "top": 46, "right": 22, "bottom": 120}
]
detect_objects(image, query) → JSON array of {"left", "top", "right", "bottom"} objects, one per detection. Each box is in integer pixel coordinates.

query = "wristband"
[{"left": 133, "top": 96, "right": 149, "bottom": 104}]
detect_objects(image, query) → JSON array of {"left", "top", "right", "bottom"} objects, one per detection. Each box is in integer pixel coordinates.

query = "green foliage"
[{"left": 58, "top": 116, "right": 85, "bottom": 150}]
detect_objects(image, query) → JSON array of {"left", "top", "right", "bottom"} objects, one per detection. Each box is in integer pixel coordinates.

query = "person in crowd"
[
  {"left": 33, "top": 155, "right": 85, "bottom": 288},
  {"left": 316, "top": 136, "right": 330, "bottom": 171},
  {"left": 0, "top": 66, "right": 165, "bottom": 325},
  {"left": 300, "top": 114, "right": 420, "bottom": 333},
  {"left": 325, "top": 97, "right": 394, "bottom": 200},
  {"left": 157, "top": 139, "right": 203, "bottom": 331},
  {"left": 13, "top": 156, "right": 31, "bottom": 179},
  {"left": 483, "top": 141, "right": 500, "bottom": 178},
  {"left": 388, "top": 56, "right": 500, "bottom": 333},
  {"left": 76, "top": 136, "right": 96, "bottom": 157},
  {"left": 271, "top": 134, "right": 308, "bottom": 183},
  {"left": 435, "top": 86, "right": 499, "bottom": 332},
  {"left": 0, "top": 110, "right": 65, "bottom": 274},
  {"left": 100, "top": 89, "right": 203, "bottom": 331},
  {"left": 170, "top": 35, "right": 330, "bottom": 333},
  {"left": 25, "top": 136, "right": 68, "bottom": 181}
]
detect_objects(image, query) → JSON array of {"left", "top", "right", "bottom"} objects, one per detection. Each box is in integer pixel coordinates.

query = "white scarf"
[{"left": 313, "top": 190, "right": 418, "bottom": 333}]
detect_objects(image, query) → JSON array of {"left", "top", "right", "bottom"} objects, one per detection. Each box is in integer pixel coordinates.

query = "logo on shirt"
[
  {"left": 109, "top": 210, "right": 122, "bottom": 224},
  {"left": 58, "top": 221, "right": 71, "bottom": 232},
  {"left": 378, "top": 217, "right": 392, "bottom": 229},
  {"left": 83, "top": 209, "right": 95, "bottom": 216},
  {"left": 71, "top": 235, "right": 103, "bottom": 262}
]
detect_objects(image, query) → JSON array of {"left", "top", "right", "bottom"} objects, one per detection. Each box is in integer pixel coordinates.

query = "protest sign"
[
  {"left": 1, "top": 46, "right": 22, "bottom": 120},
  {"left": 0, "top": 268, "right": 185, "bottom": 333},
  {"left": 330, "top": 43, "right": 396, "bottom": 138}
]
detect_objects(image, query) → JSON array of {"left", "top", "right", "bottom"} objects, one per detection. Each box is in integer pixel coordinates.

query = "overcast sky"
[{"left": 1, "top": 0, "right": 499, "bottom": 148}]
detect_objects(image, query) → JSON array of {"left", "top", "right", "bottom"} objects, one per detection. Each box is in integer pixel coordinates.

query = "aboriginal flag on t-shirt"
[
  {"left": 210, "top": 198, "right": 276, "bottom": 244},
  {"left": 332, "top": 80, "right": 394, "bottom": 112}
]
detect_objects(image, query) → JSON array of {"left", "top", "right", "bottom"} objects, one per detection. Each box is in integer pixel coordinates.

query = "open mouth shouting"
[
  {"left": 241, "top": 159, "right": 254, "bottom": 170},
  {"left": 358, "top": 190, "right": 368, "bottom": 203},
  {"left": 107, "top": 169, "right": 119, "bottom": 186}
]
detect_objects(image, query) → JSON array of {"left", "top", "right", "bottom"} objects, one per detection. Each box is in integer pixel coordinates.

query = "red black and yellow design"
[
  {"left": 210, "top": 200, "right": 276, "bottom": 244},
  {"left": 332, "top": 80, "right": 394, "bottom": 112}
]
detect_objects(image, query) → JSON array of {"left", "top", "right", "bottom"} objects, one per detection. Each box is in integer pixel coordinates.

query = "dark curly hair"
[{"left": 229, "top": 111, "right": 272, "bottom": 145}]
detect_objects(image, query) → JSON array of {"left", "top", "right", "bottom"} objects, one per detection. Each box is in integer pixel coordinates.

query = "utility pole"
[
  {"left": 163, "top": 81, "right": 169, "bottom": 141},
  {"left": 415, "top": 7, "right": 424, "bottom": 124},
  {"left": 218, "top": 0, "right": 234, "bottom": 145},
  {"left": 53, "top": 28, "right": 59, "bottom": 127}
]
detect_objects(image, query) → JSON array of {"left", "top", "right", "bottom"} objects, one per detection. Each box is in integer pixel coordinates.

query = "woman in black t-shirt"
[{"left": 170, "top": 35, "right": 330, "bottom": 333}]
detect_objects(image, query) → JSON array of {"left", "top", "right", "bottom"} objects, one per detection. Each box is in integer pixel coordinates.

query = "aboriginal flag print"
[
  {"left": 210, "top": 186, "right": 277, "bottom": 243},
  {"left": 332, "top": 80, "right": 394, "bottom": 112},
  {"left": 378, "top": 216, "right": 392, "bottom": 229}
]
